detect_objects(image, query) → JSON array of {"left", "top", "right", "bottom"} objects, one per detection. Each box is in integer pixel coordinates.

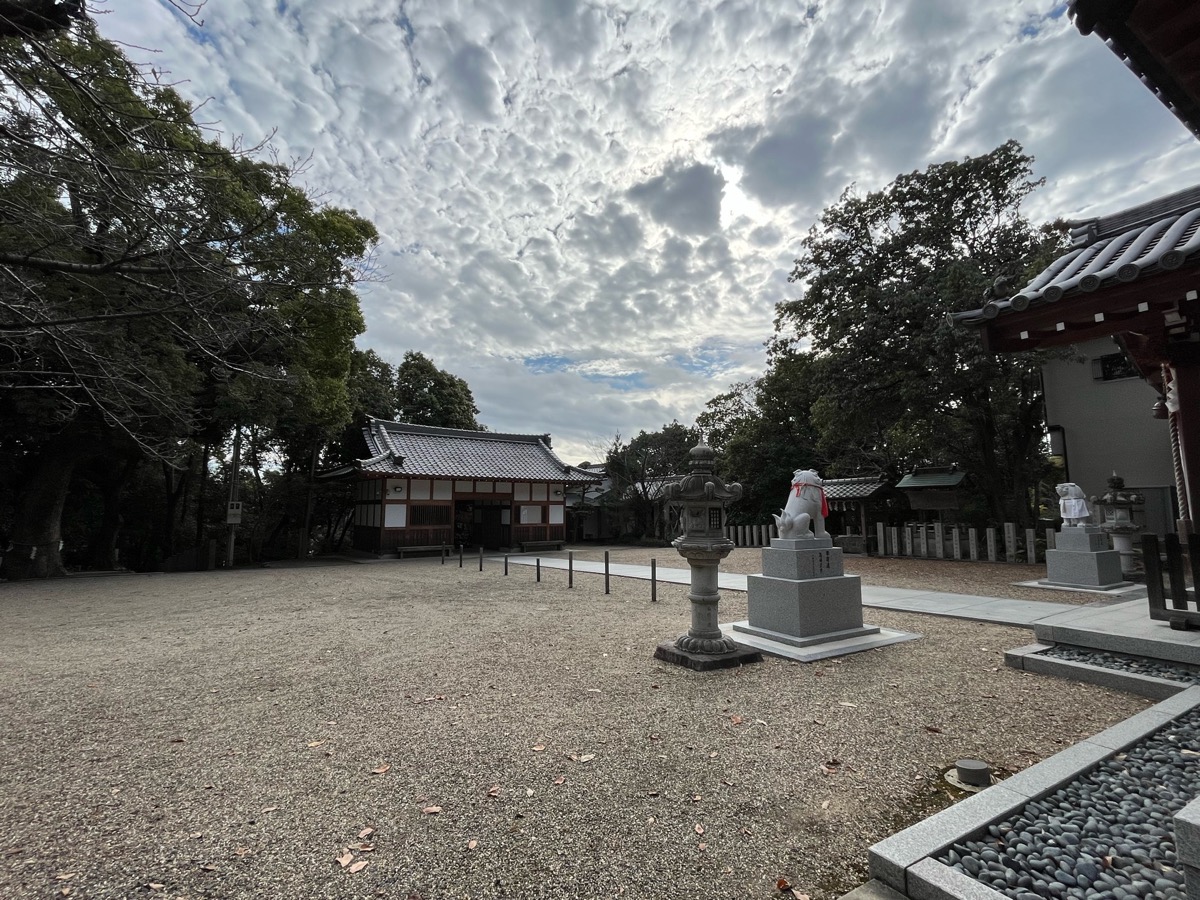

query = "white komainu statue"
[
  {"left": 774, "top": 469, "right": 830, "bottom": 539},
  {"left": 1056, "top": 482, "right": 1090, "bottom": 528}
]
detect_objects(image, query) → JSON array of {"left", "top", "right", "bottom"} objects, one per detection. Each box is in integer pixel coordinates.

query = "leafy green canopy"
[
  {"left": 0, "top": 20, "right": 378, "bottom": 460},
  {"left": 394, "top": 351, "right": 483, "bottom": 431},
  {"left": 697, "top": 350, "right": 825, "bottom": 523},
  {"left": 0, "top": 17, "right": 378, "bottom": 578},
  {"left": 604, "top": 422, "right": 698, "bottom": 540},
  {"left": 772, "top": 141, "right": 1066, "bottom": 525}
]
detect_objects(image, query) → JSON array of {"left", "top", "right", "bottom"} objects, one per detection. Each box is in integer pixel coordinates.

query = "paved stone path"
[{"left": 497, "top": 556, "right": 1081, "bottom": 627}]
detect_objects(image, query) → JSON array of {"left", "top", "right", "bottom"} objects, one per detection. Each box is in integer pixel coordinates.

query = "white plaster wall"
[{"left": 1041, "top": 337, "right": 1173, "bottom": 494}]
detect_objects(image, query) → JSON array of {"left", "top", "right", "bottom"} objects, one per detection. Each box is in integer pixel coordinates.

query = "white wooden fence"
[{"left": 725, "top": 522, "right": 1056, "bottom": 563}]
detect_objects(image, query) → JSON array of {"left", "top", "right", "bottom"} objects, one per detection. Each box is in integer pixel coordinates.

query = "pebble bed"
[
  {"left": 937, "top": 707, "right": 1200, "bottom": 900},
  {"left": 1040, "top": 645, "right": 1200, "bottom": 686}
]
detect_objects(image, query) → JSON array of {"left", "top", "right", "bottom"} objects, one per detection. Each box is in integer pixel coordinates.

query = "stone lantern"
[
  {"left": 1094, "top": 473, "right": 1145, "bottom": 576},
  {"left": 653, "top": 442, "right": 762, "bottom": 671}
]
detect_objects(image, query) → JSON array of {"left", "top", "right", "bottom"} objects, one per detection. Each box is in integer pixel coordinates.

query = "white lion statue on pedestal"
[
  {"left": 774, "top": 469, "right": 829, "bottom": 539},
  {"left": 1056, "top": 482, "right": 1090, "bottom": 528}
]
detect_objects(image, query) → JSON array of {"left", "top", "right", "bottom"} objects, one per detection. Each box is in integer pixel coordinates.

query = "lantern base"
[{"left": 653, "top": 639, "right": 762, "bottom": 672}]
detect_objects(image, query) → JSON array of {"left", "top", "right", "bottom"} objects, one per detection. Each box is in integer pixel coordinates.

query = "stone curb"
[
  {"left": 1004, "top": 642, "right": 1190, "bottom": 700},
  {"left": 866, "top": 685, "right": 1200, "bottom": 898}
]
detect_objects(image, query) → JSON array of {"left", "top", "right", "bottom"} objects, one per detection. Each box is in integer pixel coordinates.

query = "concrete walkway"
[
  {"left": 497, "top": 555, "right": 1200, "bottom": 667},
  {"left": 496, "top": 555, "right": 1083, "bottom": 627}
]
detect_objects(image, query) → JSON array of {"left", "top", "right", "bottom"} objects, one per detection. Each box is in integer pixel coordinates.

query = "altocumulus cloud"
[{"left": 101, "top": 0, "right": 1200, "bottom": 462}]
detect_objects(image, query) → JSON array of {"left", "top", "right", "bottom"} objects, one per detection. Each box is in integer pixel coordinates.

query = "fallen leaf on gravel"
[
  {"left": 261, "top": 806, "right": 278, "bottom": 813},
  {"left": 821, "top": 800, "right": 830, "bottom": 810},
  {"left": 709, "top": 751, "right": 718, "bottom": 758},
  {"left": 578, "top": 753, "right": 595, "bottom": 762},
  {"left": 647, "top": 816, "right": 656, "bottom": 825},
  {"left": 729, "top": 715, "right": 744, "bottom": 725},
  {"left": 698, "top": 842, "right": 708, "bottom": 851},
  {"left": 358, "top": 827, "right": 374, "bottom": 839},
  {"left": 792, "top": 890, "right": 810, "bottom": 900},
  {"left": 371, "top": 764, "right": 390, "bottom": 775},
  {"left": 924, "top": 726, "right": 943, "bottom": 734},
  {"left": 55, "top": 874, "right": 74, "bottom": 881},
  {"left": 169, "top": 737, "right": 185, "bottom": 743},
  {"left": 838, "top": 702, "right": 857, "bottom": 708},
  {"left": 819, "top": 762, "right": 838, "bottom": 776},
  {"left": 234, "top": 847, "right": 252, "bottom": 858},
  {"left": 58, "top": 889, "right": 70, "bottom": 897},
  {"left": 468, "top": 840, "right": 478, "bottom": 850},
  {"left": 307, "top": 741, "right": 324, "bottom": 748},
  {"left": 421, "top": 806, "right": 442, "bottom": 814},
  {"left": 199, "top": 863, "right": 218, "bottom": 872},
  {"left": 691, "top": 795, "right": 702, "bottom": 802},
  {"left": 348, "top": 860, "right": 368, "bottom": 873},
  {"left": 487, "top": 785, "right": 502, "bottom": 797},
  {"left": 532, "top": 744, "right": 546, "bottom": 752},
  {"left": 147, "top": 884, "right": 165, "bottom": 891},
  {"left": 694, "top": 823, "right": 705, "bottom": 835},
  {"left": 586, "top": 688, "right": 601, "bottom": 693},
  {"left": 777, "top": 877, "right": 792, "bottom": 890},
  {"left": 354, "top": 843, "right": 374, "bottom": 852},
  {"left": 190, "top": 832, "right": 202, "bottom": 839},
  {"left": 754, "top": 719, "right": 767, "bottom": 725},
  {"left": 336, "top": 851, "right": 353, "bottom": 868},
  {"left": 553, "top": 776, "right": 565, "bottom": 785},
  {"left": 722, "top": 779, "right": 733, "bottom": 787}
]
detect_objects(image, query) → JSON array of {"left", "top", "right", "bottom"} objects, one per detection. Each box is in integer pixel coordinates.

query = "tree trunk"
[
  {"left": 88, "top": 455, "right": 140, "bottom": 570},
  {"left": 160, "top": 454, "right": 193, "bottom": 563},
  {"left": 195, "top": 442, "right": 210, "bottom": 548},
  {"left": 5, "top": 443, "right": 92, "bottom": 579}
]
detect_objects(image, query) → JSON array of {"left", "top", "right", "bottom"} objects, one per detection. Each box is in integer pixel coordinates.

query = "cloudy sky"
[{"left": 101, "top": 0, "right": 1200, "bottom": 463}]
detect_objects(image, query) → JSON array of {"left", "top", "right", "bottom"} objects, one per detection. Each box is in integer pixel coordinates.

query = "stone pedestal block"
[
  {"left": 1044, "top": 526, "right": 1125, "bottom": 588},
  {"left": 729, "top": 529, "right": 918, "bottom": 662},
  {"left": 762, "top": 544, "right": 844, "bottom": 580},
  {"left": 1053, "top": 526, "right": 1109, "bottom": 552},
  {"left": 742, "top": 572, "right": 873, "bottom": 639}
]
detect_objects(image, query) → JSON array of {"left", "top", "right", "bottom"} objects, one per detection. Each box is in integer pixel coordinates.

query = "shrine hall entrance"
[{"left": 455, "top": 499, "right": 508, "bottom": 550}]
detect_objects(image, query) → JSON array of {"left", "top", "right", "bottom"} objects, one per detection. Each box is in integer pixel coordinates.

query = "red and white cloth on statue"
[{"left": 791, "top": 479, "right": 829, "bottom": 516}]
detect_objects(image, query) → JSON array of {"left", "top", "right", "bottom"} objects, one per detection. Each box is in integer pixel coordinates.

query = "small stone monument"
[
  {"left": 1042, "top": 481, "right": 1126, "bottom": 589},
  {"left": 653, "top": 442, "right": 762, "bottom": 671},
  {"left": 728, "top": 469, "right": 918, "bottom": 662}
]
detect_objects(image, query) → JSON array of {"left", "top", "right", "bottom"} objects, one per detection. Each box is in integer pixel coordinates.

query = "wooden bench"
[
  {"left": 518, "top": 540, "right": 564, "bottom": 553},
  {"left": 396, "top": 545, "right": 447, "bottom": 559}
]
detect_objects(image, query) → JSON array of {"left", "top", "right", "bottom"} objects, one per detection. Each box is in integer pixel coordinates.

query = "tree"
[
  {"left": 776, "top": 141, "right": 1066, "bottom": 526},
  {"left": 698, "top": 350, "right": 826, "bottom": 523},
  {"left": 0, "top": 17, "right": 378, "bottom": 577},
  {"left": 393, "top": 351, "right": 482, "bottom": 430},
  {"left": 604, "top": 421, "right": 699, "bottom": 540}
]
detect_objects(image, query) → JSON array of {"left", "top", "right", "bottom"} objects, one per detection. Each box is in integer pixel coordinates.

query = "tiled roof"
[
  {"left": 356, "top": 419, "right": 601, "bottom": 483},
  {"left": 896, "top": 468, "right": 965, "bottom": 490},
  {"left": 821, "top": 476, "right": 890, "bottom": 501},
  {"left": 951, "top": 186, "right": 1200, "bottom": 327}
]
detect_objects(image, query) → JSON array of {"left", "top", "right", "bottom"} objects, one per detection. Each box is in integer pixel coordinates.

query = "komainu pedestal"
[
  {"left": 1043, "top": 526, "right": 1126, "bottom": 590},
  {"left": 728, "top": 536, "right": 919, "bottom": 662},
  {"left": 736, "top": 537, "right": 878, "bottom": 645}
]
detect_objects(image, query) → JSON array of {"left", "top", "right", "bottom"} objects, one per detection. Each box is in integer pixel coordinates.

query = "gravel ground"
[{"left": 0, "top": 554, "right": 1151, "bottom": 900}]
